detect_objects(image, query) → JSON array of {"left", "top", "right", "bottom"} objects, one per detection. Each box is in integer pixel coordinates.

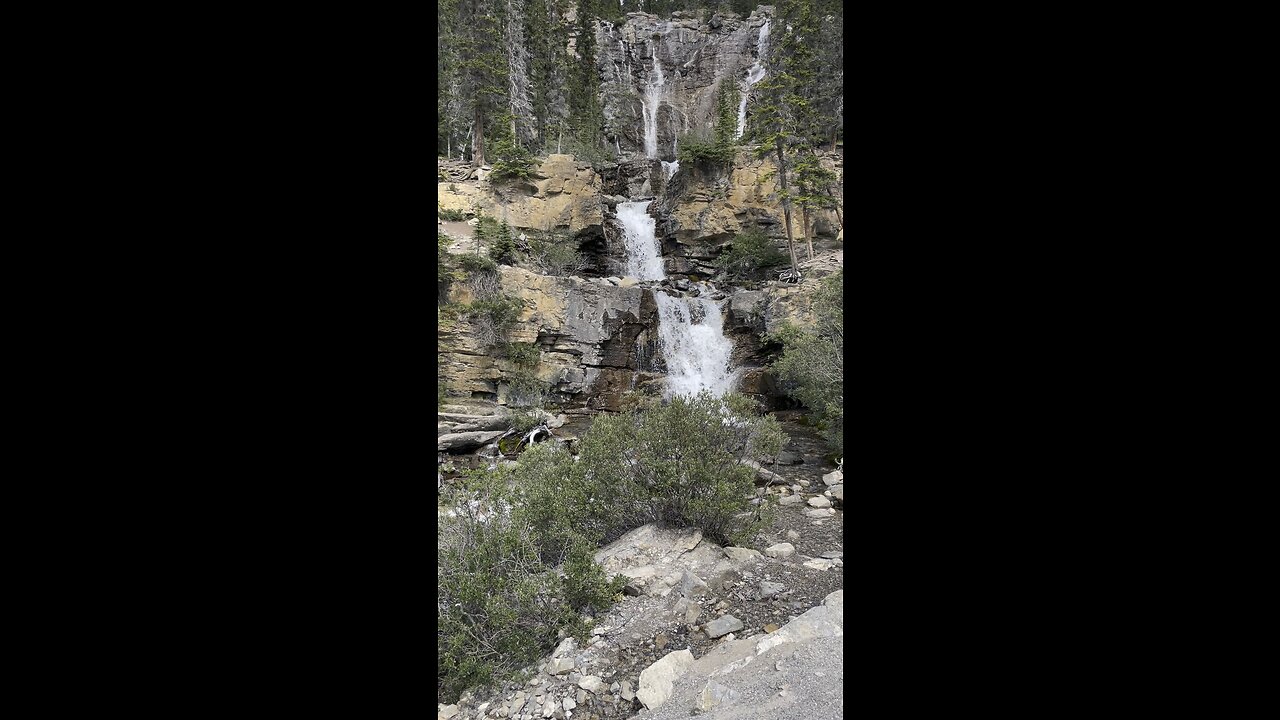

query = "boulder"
[
  {"left": 679, "top": 570, "right": 710, "bottom": 598},
  {"left": 756, "top": 589, "right": 845, "bottom": 656},
  {"left": 764, "top": 543, "right": 796, "bottom": 558},
  {"left": 807, "top": 496, "right": 832, "bottom": 509},
  {"left": 578, "top": 675, "right": 607, "bottom": 695},
  {"left": 637, "top": 648, "right": 695, "bottom": 710},
  {"left": 759, "top": 580, "right": 786, "bottom": 598},
  {"left": 705, "top": 614, "right": 743, "bottom": 638},
  {"left": 823, "top": 470, "right": 843, "bottom": 486},
  {"left": 723, "top": 547, "right": 762, "bottom": 563}
]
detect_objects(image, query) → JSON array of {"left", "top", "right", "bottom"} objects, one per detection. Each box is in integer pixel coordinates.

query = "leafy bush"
[
  {"left": 457, "top": 253, "right": 498, "bottom": 274},
  {"left": 437, "top": 392, "right": 785, "bottom": 703},
  {"left": 437, "top": 484, "right": 620, "bottom": 703},
  {"left": 506, "top": 369, "right": 548, "bottom": 408},
  {"left": 529, "top": 231, "right": 589, "bottom": 276},
  {"left": 438, "top": 207, "right": 467, "bottom": 221},
  {"left": 508, "top": 409, "right": 543, "bottom": 435},
  {"left": 512, "top": 391, "right": 786, "bottom": 552},
  {"left": 465, "top": 296, "right": 524, "bottom": 347},
  {"left": 769, "top": 271, "right": 843, "bottom": 454},
  {"left": 716, "top": 227, "right": 788, "bottom": 280},
  {"left": 506, "top": 342, "right": 540, "bottom": 367}
]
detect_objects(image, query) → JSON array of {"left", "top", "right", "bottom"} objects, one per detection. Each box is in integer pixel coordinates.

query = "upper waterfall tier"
[
  {"left": 617, "top": 200, "right": 666, "bottom": 281},
  {"left": 599, "top": 8, "right": 775, "bottom": 159}
]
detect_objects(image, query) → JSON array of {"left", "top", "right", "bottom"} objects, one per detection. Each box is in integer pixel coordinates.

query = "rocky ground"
[{"left": 437, "top": 419, "right": 844, "bottom": 720}]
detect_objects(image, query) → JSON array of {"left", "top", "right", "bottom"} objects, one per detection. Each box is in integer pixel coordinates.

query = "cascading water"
[
  {"left": 654, "top": 290, "right": 739, "bottom": 398},
  {"left": 736, "top": 21, "right": 771, "bottom": 140},
  {"left": 642, "top": 46, "right": 665, "bottom": 158},
  {"left": 609, "top": 17, "right": 743, "bottom": 399},
  {"left": 615, "top": 200, "right": 737, "bottom": 398},
  {"left": 617, "top": 201, "right": 666, "bottom": 281}
]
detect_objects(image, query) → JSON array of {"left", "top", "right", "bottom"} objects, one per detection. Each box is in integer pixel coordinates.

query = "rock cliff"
[{"left": 597, "top": 9, "right": 775, "bottom": 161}]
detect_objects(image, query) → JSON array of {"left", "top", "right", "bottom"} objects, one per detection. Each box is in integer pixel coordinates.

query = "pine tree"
[
  {"left": 505, "top": 0, "right": 535, "bottom": 149},
  {"left": 745, "top": 0, "right": 828, "bottom": 273},
  {"left": 568, "top": 0, "right": 605, "bottom": 154},
  {"left": 454, "top": 0, "right": 509, "bottom": 167},
  {"left": 792, "top": 152, "right": 838, "bottom": 260}
]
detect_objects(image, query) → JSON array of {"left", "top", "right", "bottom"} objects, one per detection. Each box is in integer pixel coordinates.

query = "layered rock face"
[
  {"left": 440, "top": 266, "right": 661, "bottom": 414},
  {"left": 655, "top": 150, "right": 843, "bottom": 275},
  {"left": 438, "top": 154, "right": 607, "bottom": 245},
  {"left": 597, "top": 9, "right": 775, "bottom": 161}
]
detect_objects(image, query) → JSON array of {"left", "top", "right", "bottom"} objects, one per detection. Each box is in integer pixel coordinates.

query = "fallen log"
[{"left": 438, "top": 430, "right": 506, "bottom": 452}]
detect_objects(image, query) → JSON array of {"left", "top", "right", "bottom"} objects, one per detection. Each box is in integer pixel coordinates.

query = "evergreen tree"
[
  {"left": 746, "top": 0, "right": 832, "bottom": 272},
  {"left": 505, "top": 0, "right": 535, "bottom": 150},
  {"left": 568, "top": 0, "right": 605, "bottom": 153},
  {"left": 453, "top": 0, "right": 509, "bottom": 166}
]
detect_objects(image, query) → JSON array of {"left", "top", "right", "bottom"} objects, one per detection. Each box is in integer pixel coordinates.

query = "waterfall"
[
  {"left": 615, "top": 200, "right": 737, "bottom": 399},
  {"left": 736, "top": 21, "right": 771, "bottom": 140},
  {"left": 607, "top": 20, "right": 738, "bottom": 400},
  {"left": 654, "top": 291, "right": 739, "bottom": 399},
  {"left": 642, "top": 46, "right": 665, "bottom": 159},
  {"left": 617, "top": 201, "right": 666, "bottom": 281}
]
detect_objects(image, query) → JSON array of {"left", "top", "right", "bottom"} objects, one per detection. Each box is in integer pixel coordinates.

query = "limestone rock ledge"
[{"left": 440, "top": 266, "right": 660, "bottom": 413}]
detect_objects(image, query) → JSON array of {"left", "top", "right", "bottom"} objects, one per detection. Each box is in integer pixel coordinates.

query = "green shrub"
[
  {"left": 529, "top": 230, "right": 588, "bottom": 276},
  {"left": 489, "top": 114, "right": 538, "bottom": 181},
  {"left": 464, "top": 295, "right": 524, "bottom": 347},
  {"left": 437, "top": 469, "right": 625, "bottom": 703},
  {"left": 508, "top": 409, "right": 543, "bottom": 435},
  {"left": 769, "top": 271, "right": 843, "bottom": 454},
  {"left": 506, "top": 342, "right": 540, "bottom": 368},
  {"left": 438, "top": 233, "right": 457, "bottom": 303},
  {"left": 678, "top": 136, "right": 735, "bottom": 166},
  {"left": 437, "top": 392, "right": 786, "bottom": 703},
  {"left": 506, "top": 370, "right": 548, "bottom": 408},
  {"left": 512, "top": 392, "right": 786, "bottom": 552},
  {"left": 677, "top": 81, "right": 739, "bottom": 169},
  {"left": 438, "top": 206, "right": 467, "bottom": 221},
  {"left": 457, "top": 253, "right": 498, "bottom": 274},
  {"left": 716, "top": 227, "right": 788, "bottom": 280}
]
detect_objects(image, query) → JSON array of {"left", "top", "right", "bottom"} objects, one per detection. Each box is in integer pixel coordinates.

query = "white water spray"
[
  {"left": 617, "top": 201, "right": 666, "bottom": 281},
  {"left": 654, "top": 290, "right": 739, "bottom": 398},
  {"left": 736, "top": 22, "right": 771, "bottom": 140},
  {"left": 642, "top": 46, "right": 666, "bottom": 158},
  {"left": 615, "top": 199, "right": 737, "bottom": 398}
]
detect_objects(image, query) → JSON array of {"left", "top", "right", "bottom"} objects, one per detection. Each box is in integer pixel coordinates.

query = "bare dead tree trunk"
[
  {"left": 803, "top": 205, "right": 814, "bottom": 261},
  {"left": 775, "top": 140, "right": 798, "bottom": 273},
  {"left": 472, "top": 108, "right": 486, "bottom": 168}
]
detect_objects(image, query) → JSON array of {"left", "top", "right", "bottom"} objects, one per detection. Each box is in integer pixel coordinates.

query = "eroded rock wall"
[
  {"left": 440, "top": 266, "right": 661, "bottom": 414},
  {"left": 597, "top": 9, "right": 775, "bottom": 160}
]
